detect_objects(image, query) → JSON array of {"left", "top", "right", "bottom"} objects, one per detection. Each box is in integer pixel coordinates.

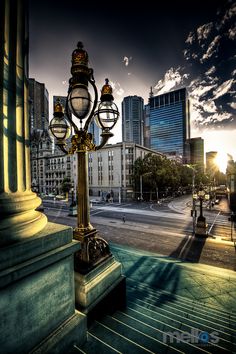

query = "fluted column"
[{"left": 0, "top": 0, "right": 47, "bottom": 246}]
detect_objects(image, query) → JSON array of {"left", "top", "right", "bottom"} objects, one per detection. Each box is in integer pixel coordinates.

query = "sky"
[{"left": 29, "top": 0, "right": 236, "bottom": 165}]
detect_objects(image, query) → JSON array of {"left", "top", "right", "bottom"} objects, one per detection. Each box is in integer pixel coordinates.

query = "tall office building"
[
  {"left": 29, "top": 78, "right": 49, "bottom": 133},
  {"left": 206, "top": 151, "right": 219, "bottom": 176},
  {"left": 189, "top": 137, "right": 204, "bottom": 171},
  {"left": 148, "top": 88, "right": 190, "bottom": 162},
  {"left": 122, "top": 95, "right": 144, "bottom": 145},
  {"left": 144, "top": 104, "right": 150, "bottom": 148}
]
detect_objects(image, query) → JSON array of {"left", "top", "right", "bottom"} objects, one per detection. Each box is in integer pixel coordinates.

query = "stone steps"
[{"left": 72, "top": 278, "right": 235, "bottom": 354}]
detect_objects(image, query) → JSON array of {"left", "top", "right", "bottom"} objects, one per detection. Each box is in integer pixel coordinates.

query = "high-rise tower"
[
  {"left": 122, "top": 95, "right": 144, "bottom": 145},
  {"left": 149, "top": 88, "right": 190, "bottom": 162},
  {"left": 29, "top": 78, "right": 49, "bottom": 133}
]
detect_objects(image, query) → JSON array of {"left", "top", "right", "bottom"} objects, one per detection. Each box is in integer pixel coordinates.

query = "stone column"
[{"left": 0, "top": 0, "right": 47, "bottom": 246}]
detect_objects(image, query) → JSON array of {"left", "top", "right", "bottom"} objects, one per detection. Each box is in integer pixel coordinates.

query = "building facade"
[
  {"left": 31, "top": 131, "right": 74, "bottom": 195},
  {"left": 83, "top": 142, "right": 163, "bottom": 202},
  {"left": 29, "top": 78, "right": 49, "bottom": 133},
  {"left": 189, "top": 137, "right": 204, "bottom": 171},
  {"left": 122, "top": 96, "right": 144, "bottom": 145},
  {"left": 205, "top": 151, "right": 219, "bottom": 177},
  {"left": 148, "top": 88, "right": 190, "bottom": 162},
  {"left": 144, "top": 103, "right": 150, "bottom": 148}
]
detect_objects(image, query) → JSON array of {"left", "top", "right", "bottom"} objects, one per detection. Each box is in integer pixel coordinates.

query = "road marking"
[
  {"left": 90, "top": 210, "right": 105, "bottom": 216},
  {"left": 208, "top": 211, "right": 221, "bottom": 234},
  {"left": 179, "top": 235, "right": 192, "bottom": 259}
]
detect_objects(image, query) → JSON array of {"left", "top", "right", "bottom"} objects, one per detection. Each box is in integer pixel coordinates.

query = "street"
[{"left": 42, "top": 195, "right": 236, "bottom": 271}]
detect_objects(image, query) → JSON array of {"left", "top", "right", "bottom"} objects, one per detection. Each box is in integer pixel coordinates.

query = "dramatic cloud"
[
  {"left": 200, "top": 35, "right": 221, "bottom": 62},
  {"left": 154, "top": 0, "right": 236, "bottom": 130},
  {"left": 197, "top": 22, "right": 214, "bottom": 42},
  {"left": 154, "top": 67, "right": 189, "bottom": 94},
  {"left": 213, "top": 79, "right": 234, "bottom": 99},
  {"left": 228, "top": 25, "right": 236, "bottom": 39}
]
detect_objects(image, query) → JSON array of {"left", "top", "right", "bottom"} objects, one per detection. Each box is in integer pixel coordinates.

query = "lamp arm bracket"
[
  {"left": 95, "top": 131, "right": 113, "bottom": 151},
  {"left": 56, "top": 143, "right": 69, "bottom": 155}
]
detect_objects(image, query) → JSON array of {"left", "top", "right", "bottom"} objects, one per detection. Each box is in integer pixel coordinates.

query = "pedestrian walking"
[{"left": 122, "top": 214, "right": 126, "bottom": 223}]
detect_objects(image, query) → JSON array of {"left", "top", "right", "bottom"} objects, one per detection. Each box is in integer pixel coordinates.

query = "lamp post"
[
  {"left": 49, "top": 42, "right": 119, "bottom": 272},
  {"left": 185, "top": 164, "right": 197, "bottom": 236},
  {"left": 31, "top": 129, "right": 43, "bottom": 194},
  {"left": 195, "top": 184, "right": 208, "bottom": 237},
  {"left": 71, "top": 187, "right": 75, "bottom": 206},
  {"left": 140, "top": 175, "right": 143, "bottom": 201}
]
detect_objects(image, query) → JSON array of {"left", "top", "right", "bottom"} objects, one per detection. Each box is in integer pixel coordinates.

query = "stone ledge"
[
  {"left": 0, "top": 222, "right": 73, "bottom": 271},
  {"left": 0, "top": 239, "right": 80, "bottom": 288}
]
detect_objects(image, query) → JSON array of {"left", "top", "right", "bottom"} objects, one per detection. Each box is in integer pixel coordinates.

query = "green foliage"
[
  {"left": 133, "top": 154, "right": 214, "bottom": 199},
  {"left": 61, "top": 177, "right": 72, "bottom": 194}
]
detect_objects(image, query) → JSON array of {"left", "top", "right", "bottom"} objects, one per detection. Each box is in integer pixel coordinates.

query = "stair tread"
[
  {"left": 127, "top": 292, "right": 236, "bottom": 333},
  {"left": 74, "top": 332, "right": 121, "bottom": 354},
  {"left": 127, "top": 279, "right": 236, "bottom": 319},
  {"left": 115, "top": 306, "right": 235, "bottom": 352},
  {"left": 73, "top": 276, "right": 236, "bottom": 353}
]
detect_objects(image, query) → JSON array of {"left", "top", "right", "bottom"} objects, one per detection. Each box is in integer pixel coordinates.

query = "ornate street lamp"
[{"left": 49, "top": 42, "right": 119, "bottom": 273}]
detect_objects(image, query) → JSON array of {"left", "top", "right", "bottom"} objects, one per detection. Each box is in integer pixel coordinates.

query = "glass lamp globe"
[
  {"left": 94, "top": 101, "right": 119, "bottom": 131},
  {"left": 68, "top": 85, "right": 92, "bottom": 120},
  {"left": 49, "top": 117, "right": 71, "bottom": 141}
]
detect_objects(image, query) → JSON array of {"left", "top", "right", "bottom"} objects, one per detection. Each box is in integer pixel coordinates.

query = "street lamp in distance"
[{"left": 195, "top": 184, "right": 208, "bottom": 237}]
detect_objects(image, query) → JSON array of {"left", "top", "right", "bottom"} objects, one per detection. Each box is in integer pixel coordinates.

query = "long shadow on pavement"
[
  {"left": 169, "top": 235, "right": 206, "bottom": 263},
  {"left": 113, "top": 249, "right": 181, "bottom": 307}
]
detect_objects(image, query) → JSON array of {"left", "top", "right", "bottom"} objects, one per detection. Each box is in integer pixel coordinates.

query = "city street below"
[{"left": 43, "top": 194, "right": 236, "bottom": 272}]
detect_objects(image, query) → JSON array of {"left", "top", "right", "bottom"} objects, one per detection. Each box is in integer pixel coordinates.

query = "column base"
[{"left": 0, "top": 191, "right": 47, "bottom": 246}]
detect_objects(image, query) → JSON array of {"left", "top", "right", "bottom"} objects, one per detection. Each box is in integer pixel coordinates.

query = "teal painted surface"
[
  {"left": 0, "top": 256, "right": 75, "bottom": 354},
  {"left": 111, "top": 243, "right": 236, "bottom": 313}
]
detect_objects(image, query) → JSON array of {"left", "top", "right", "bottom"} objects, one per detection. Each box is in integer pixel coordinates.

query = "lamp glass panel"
[
  {"left": 68, "top": 86, "right": 91, "bottom": 119},
  {"left": 94, "top": 101, "right": 119, "bottom": 130},
  {"left": 49, "top": 117, "right": 71, "bottom": 140}
]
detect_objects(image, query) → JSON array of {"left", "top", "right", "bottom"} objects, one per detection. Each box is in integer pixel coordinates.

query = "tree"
[
  {"left": 133, "top": 153, "right": 182, "bottom": 200},
  {"left": 60, "top": 177, "right": 72, "bottom": 200}
]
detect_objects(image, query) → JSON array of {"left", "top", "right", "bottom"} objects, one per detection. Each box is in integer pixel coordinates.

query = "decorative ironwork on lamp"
[{"left": 49, "top": 42, "right": 119, "bottom": 273}]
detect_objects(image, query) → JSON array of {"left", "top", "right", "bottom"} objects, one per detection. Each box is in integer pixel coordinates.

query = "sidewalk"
[{"left": 111, "top": 243, "right": 236, "bottom": 313}]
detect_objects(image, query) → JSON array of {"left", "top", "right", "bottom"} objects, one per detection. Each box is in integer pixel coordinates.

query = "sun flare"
[{"left": 215, "top": 152, "right": 228, "bottom": 173}]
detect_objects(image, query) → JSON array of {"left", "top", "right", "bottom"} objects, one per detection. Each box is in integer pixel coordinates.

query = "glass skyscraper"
[
  {"left": 149, "top": 88, "right": 190, "bottom": 162},
  {"left": 122, "top": 96, "right": 144, "bottom": 145}
]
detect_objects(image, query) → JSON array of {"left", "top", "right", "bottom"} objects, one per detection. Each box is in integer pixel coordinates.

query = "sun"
[{"left": 215, "top": 152, "right": 228, "bottom": 173}]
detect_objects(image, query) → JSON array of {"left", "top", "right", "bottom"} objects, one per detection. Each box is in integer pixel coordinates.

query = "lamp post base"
[
  {"left": 68, "top": 205, "right": 77, "bottom": 216},
  {"left": 74, "top": 255, "right": 126, "bottom": 321},
  {"left": 74, "top": 229, "right": 111, "bottom": 274},
  {"left": 195, "top": 216, "right": 208, "bottom": 237}
]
